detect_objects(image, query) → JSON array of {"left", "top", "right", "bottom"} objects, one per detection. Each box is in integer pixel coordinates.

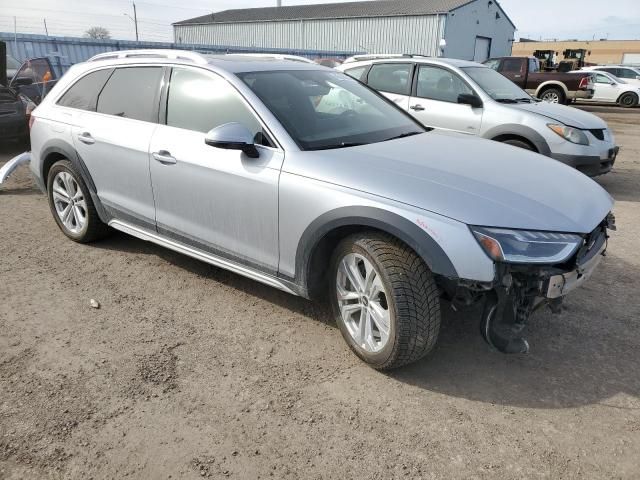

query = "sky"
[{"left": 0, "top": 0, "right": 638, "bottom": 43}]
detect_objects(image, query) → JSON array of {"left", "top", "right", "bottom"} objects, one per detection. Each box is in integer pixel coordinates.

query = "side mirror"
[
  {"left": 458, "top": 93, "right": 483, "bottom": 108},
  {"left": 12, "top": 77, "right": 33, "bottom": 86},
  {"left": 204, "top": 123, "right": 259, "bottom": 158}
]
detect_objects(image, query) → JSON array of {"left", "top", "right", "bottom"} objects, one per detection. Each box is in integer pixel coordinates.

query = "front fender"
[
  {"left": 294, "top": 206, "right": 459, "bottom": 294},
  {"left": 483, "top": 123, "right": 552, "bottom": 157}
]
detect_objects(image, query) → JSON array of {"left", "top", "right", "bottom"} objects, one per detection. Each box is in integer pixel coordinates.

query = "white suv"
[{"left": 339, "top": 56, "right": 619, "bottom": 177}]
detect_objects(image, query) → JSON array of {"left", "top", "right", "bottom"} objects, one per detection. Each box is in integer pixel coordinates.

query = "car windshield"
[
  {"left": 237, "top": 69, "right": 425, "bottom": 151},
  {"left": 462, "top": 66, "right": 533, "bottom": 102}
]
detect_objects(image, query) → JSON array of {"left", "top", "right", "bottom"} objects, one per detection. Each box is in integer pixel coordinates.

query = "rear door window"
[
  {"left": 57, "top": 69, "right": 113, "bottom": 111},
  {"left": 96, "top": 67, "right": 163, "bottom": 122},
  {"left": 366, "top": 63, "right": 413, "bottom": 95}
]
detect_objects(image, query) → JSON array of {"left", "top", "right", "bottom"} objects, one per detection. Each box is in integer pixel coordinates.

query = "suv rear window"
[
  {"left": 96, "top": 67, "right": 163, "bottom": 122},
  {"left": 57, "top": 69, "right": 113, "bottom": 111},
  {"left": 366, "top": 63, "right": 413, "bottom": 96}
]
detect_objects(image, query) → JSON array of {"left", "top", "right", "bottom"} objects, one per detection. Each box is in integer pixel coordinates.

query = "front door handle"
[
  {"left": 152, "top": 150, "right": 177, "bottom": 165},
  {"left": 77, "top": 132, "right": 95, "bottom": 145},
  {"left": 410, "top": 104, "right": 425, "bottom": 111}
]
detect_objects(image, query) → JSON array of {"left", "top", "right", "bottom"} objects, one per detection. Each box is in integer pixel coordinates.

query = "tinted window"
[
  {"left": 57, "top": 69, "right": 113, "bottom": 111},
  {"left": 616, "top": 68, "right": 637, "bottom": 79},
  {"left": 97, "top": 67, "right": 163, "bottom": 122},
  {"left": 166, "top": 68, "right": 269, "bottom": 145},
  {"left": 599, "top": 67, "right": 618, "bottom": 76},
  {"left": 416, "top": 66, "right": 473, "bottom": 103},
  {"left": 501, "top": 58, "right": 522, "bottom": 73},
  {"left": 239, "top": 70, "right": 424, "bottom": 151},
  {"left": 343, "top": 66, "right": 368, "bottom": 81},
  {"left": 367, "top": 63, "right": 412, "bottom": 95}
]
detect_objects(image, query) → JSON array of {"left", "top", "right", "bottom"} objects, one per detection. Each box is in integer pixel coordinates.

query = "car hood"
[
  {"left": 287, "top": 131, "right": 613, "bottom": 234},
  {"left": 510, "top": 101, "right": 607, "bottom": 129}
]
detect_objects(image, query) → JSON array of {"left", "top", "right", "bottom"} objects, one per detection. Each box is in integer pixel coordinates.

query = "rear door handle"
[
  {"left": 152, "top": 150, "right": 177, "bottom": 165},
  {"left": 77, "top": 132, "right": 95, "bottom": 145},
  {"left": 410, "top": 104, "right": 425, "bottom": 111}
]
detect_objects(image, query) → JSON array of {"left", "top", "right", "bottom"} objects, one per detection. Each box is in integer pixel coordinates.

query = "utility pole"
[
  {"left": 133, "top": 1, "right": 139, "bottom": 41},
  {"left": 43, "top": 18, "right": 49, "bottom": 37},
  {"left": 14, "top": 16, "right": 18, "bottom": 53}
]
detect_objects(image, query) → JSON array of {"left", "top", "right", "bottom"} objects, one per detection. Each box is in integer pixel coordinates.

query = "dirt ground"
[{"left": 1, "top": 105, "right": 639, "bottom": 480}]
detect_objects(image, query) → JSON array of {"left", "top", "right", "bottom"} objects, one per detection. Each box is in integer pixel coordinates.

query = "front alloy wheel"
[
  {"left": 330, "top": 233, "right": 441, "bottom": 370},
  {"left": 336, "top": 253, "right": 391, "bottom": 353}
]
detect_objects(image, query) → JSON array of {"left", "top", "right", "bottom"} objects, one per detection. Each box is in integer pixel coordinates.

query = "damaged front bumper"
[
  {"left": 451, "top": 214, "right": 615, "bottom": 354},
  {"left": 0, "top": 151, "right": 31, "bottom": 186}
]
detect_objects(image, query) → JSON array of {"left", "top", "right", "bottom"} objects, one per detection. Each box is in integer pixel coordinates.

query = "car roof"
[{"left": 343, "top": 56, "right": 485, "bottom": 69}]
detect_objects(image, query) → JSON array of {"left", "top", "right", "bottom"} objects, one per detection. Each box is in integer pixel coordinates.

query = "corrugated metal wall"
[
  {"left": 174, "top": 15, "right": 446, "bottom": 56},
  {"left": 1, "top": 32, "right": 359, "bottom": 75}
]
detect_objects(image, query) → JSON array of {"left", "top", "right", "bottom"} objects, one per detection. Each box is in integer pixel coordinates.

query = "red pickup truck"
[{"left": 484, "top": 56, "right": 595, "bottom": 105}]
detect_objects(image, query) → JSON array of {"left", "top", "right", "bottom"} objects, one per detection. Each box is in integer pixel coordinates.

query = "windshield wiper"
[
  {"left": 515, "top": 97, "right": 534, "bottom": 103},
  {"left": 385, "top": 131, "right": 424, "bottom": 141},
  {"left": 312, "top": 142, "right": 367, "bottom": 151},
  {"left": 495, "top": 98, "right": 519, "bottom": 104}
]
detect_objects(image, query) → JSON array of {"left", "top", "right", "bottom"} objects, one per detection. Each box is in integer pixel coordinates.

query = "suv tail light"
[{"left": 579, "top": 77, "right": 590, "bottom": 90}]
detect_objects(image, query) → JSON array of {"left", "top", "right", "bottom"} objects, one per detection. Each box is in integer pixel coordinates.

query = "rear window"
[
  {"left": 57, "top": 69, "right": 113, "bottom": 111},
  {"left": 96, "top": 67, "right": 163, "bottom": 122},
  {"left": 366, "top": 63, "right": 413, "bottom": 96}
]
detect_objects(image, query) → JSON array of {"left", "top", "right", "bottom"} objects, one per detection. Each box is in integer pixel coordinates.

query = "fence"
[{"left": 1, "top": 32, "right": 361, "bottom": 75}]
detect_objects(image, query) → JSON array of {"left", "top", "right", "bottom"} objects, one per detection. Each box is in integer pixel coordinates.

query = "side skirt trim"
[{"left": 108, "top": 219, "right": 298, "bottom": 296}]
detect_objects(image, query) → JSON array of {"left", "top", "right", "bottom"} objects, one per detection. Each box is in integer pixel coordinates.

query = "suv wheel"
[
  {"left": 618, "top": 92, "right": 639, "bottom": 108},
  {"left": 47, "top": 160, "right": 109, "bottom": 243},
  {"left": 540, "top": 87, "right": 564, "bottom": 104},
  {"left": 330, "top": 233, "right": 441, "bottom": 370}
]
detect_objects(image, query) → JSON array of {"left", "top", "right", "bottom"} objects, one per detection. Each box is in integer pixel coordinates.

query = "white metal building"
[{"left": 173, "top": 0, "right": 516, "bottom": 61}]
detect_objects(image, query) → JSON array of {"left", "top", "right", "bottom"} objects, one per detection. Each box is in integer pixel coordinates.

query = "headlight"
[
  {"left": 548, "top": 124, "right": 589, "bottom": 145},
  {"left": 470, "top": 227, "right": 583, "bottom": 264}
]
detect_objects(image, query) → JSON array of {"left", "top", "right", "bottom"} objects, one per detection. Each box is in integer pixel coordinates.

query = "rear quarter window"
[
  {"left": 96, "top": 67, "right": 163, "bottom": 122},
  {"left": 57, "top": 69, "right": 113, "bottom": 111},
  {"left": 343, "top": 66, "right": 368, "bottom": 81}
]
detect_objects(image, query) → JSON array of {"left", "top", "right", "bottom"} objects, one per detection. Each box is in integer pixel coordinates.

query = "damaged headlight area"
[{"left": 470, "top": 227, "right": 583, "bottom": 264}]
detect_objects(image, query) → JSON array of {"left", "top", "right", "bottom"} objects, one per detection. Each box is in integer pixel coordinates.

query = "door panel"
[
  {"left": 409, "top": 65, "right": 483, "bottom": 134},
  {"left": 592, "top": 74, "right": 619, "bottom": 102},
  {"left": 149, "top": 126, "right": 282, "bottom": 271},
  {"left": 149, "top": 67, "right": 282, "bottom": 271},
  {"left": 71, "top": 113, "right": 158, "bottom": 224}
]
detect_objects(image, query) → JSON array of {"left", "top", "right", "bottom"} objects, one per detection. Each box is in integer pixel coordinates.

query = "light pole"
[{"left": 124, "top": 2, "right": 139, "bottom": 41}]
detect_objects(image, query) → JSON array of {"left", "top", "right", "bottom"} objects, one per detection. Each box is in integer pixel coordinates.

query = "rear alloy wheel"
[
  {"left": 330, "top": 233, "right": 441, "bottom": 370},
  {"left": 47, "top": 160, "right": 109, "bottom": 243},
  {"left": 618, "top": 92, "right": 639, "bottom": 108},
  {"left": 540, "top": 87, "right": 564, "bottom": 104}
]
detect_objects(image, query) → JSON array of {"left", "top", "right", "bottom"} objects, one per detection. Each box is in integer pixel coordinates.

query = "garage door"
[
  {"left": 474, "top": 37, "right": 492, "bottom": 63},
  {"left": 622, "top": 53, "right": 640, "bottom": 65}
]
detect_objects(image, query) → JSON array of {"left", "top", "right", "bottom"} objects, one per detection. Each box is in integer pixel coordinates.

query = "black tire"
[
  {"left": 501, "top": 138, "right": 535, "bottom": 151},
  {"left": 539, "top": 87, "right": 565, "bottom": 104},
  {"left": 47, "top": 159, "right": 110, "bottom": 243},
  {"left": 618, "top": 92, "right": 639, "bottom": 108},
  {"left": 329, "top": 232, "right": 441, "bottom": 370}
]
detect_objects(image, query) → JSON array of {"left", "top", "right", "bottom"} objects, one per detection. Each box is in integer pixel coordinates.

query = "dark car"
[
  {"left": 485, "top": 56, "right": 595, "bottom": 105},
  {"left": 0, "top": 85, "right": 30, "bottom": 143}
]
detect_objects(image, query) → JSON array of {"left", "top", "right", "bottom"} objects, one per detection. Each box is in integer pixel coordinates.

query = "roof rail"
[
  {"left": 343, "top": 53, "right": 432, "bottom": 63},
  {"left": 87, "top": 49, "right": 209, "bottom": 65}
]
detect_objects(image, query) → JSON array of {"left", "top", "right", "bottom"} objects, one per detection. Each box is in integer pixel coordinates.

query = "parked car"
[
  {"left": 28, "top": 50, "right": 615, "bottom": 369},
  {"left": 571, "top": 70, "right": 640, "bottom": 108},
  {"left": 5, "top": 54, "right": 21, "bottom": 84},
  {"left": 484, "top": 56, "right": 595, "bottom": 104},
  {"left": 581, "top": 65, "right": 640, "bottom": 86},
  {"left": 338, "top": 57, "right": 618, "bottom": 177},
  {"left": 0, "top": 84, "right": 31, "bottom": 143}
]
